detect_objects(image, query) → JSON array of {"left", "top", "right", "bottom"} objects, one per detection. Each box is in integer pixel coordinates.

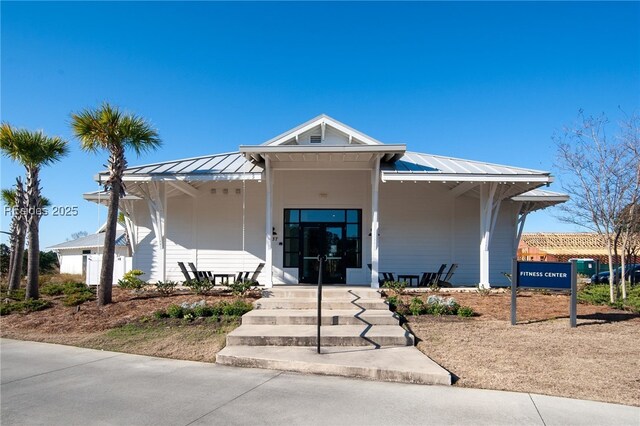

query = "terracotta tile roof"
[{"left": 520, "top": 233, "right": 613, "bottom": 256}]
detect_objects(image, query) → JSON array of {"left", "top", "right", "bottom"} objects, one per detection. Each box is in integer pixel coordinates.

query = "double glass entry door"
[{"left": 300, "top": 224, "right": 345, "bottom": 284}]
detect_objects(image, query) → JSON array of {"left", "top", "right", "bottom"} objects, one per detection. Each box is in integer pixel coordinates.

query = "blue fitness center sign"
[{"left": 511, "top": 259, "right": 577, "bottom": 327}]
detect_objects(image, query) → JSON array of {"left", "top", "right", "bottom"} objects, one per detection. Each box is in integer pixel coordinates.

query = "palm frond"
[
  {"left": 1, "top": 188, "right": 16, "bottom": 208},
  {"left": 0, "top": 123, "right": 69, "bottom": 167},
  {"left": 71, "top": 102, "right": 161, "bottom": 157},
  {"left": 39, "top": 196, "right": 51, "bottom": 208}
]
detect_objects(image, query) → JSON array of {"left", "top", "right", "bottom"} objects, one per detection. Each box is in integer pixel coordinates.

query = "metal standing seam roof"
[
  {"left": 102, "top": 152, "right": 263, "bottom": 178},
  {"left": 512, "top": 188, "right": 570, "bottom": 201},
  {"left": 383, "top": 152, "right": 549, "bottom": 176},
  {"left": 47, "top": 231, "right": 127, "bottom": 250},
  {"left": 106, "top": 150, "right": 550, "bottom": 179}
]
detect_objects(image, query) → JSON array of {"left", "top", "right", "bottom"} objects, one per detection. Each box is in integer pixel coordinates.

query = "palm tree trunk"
[
  {"left": 8, "top": 225, "right": 25, "bottom": 292},
  {"left": 25, "top": 167, "right": 40, "bottom": 300},
  {"left": 98, "top": 145, "right": 126, "bottom": 306},
  {"left": 7, "top": 216, "right": 17, "bottom": 285},
  {"left": 8, "top": 178, "right": 26, "bottom": 293},
  {"left": 98, "top": 185, "right": 120, "bottom": 305}
]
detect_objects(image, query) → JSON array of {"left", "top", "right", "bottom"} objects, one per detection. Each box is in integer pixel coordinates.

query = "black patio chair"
[
  {"left": 382, "top": 272, "right": 396, "bottom": 282},
  {"left": 419, "top": 272, "right": 435, "bottom": 287},
  {"left": 248, "top": 263, "right": 265, "bottom": 283},
  {"left": 178, "top": 262, "right": 193, "bottom": 283},
  {"left": 430, "top": 264, "right": 447, "bottom": 286},
  {"left": 188, "top": 262, "right": 213, "bottom": 282},
  {"left": 438, "top": 264, "right": 458, "bottom": 287}
]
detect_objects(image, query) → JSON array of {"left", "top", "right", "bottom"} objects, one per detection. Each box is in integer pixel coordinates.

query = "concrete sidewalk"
[{"left": 1, "top": 339, "right": 638, "bottom": 426}]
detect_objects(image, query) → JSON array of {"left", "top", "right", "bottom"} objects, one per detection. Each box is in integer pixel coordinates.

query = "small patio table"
[
  {"left": 213, "top": 274, "right": 236, "bottom": 285},
  {"left": 398, "top": 274, "right": 420, "bottom": 287}
]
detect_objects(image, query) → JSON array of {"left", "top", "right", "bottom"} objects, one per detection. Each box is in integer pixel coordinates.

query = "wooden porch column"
[
  {"left": 371, "top": 156, "right": 380, "bottom": 288},
  {"left": 264, "top": 157, "right": 273, "bottom": 287}
]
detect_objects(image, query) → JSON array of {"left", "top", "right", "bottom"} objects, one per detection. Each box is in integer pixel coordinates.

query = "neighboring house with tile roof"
[{"left": 518, "top": 232, "right": 638, "bottom": 264}]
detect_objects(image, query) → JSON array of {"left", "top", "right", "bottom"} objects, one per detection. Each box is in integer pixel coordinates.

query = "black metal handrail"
[{"left": 317, "top": 254, "right": 326, "bottom": 354}]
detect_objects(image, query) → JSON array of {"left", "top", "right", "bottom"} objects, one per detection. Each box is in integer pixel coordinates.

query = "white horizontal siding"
[{"left": 380, "top": 182, "right": 455, "bottom": 279}]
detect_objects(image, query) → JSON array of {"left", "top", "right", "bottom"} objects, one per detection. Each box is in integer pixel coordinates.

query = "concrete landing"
[{"left": 216, "top": 346, "right": 452, "bottom": 385}]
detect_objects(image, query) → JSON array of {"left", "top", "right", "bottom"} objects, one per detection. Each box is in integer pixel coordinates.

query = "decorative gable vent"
[{"left": 310, "top": 135, "right": 322, "bottom": 144}]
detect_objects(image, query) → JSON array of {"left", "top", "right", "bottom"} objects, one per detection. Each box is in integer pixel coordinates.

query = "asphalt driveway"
[{"left": 1, "top": 339, "right": 638, "bottom": 425}]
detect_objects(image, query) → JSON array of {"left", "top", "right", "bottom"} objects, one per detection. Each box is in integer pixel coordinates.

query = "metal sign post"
[
  {"left": 511, "top": 258, "right": 517, "bottom": 326},
  {"left": 317, "top": 254, "right": 326, "bottom": 354},
  {"left": 511, "top": 259, "right": 577, "bottom": 328},
  {"left": 570, "top": 259, "right": 577, "bottom": 328}
]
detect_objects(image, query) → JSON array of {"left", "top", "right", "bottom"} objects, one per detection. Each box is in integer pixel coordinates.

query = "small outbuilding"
[{"left": 47, "top": 224, "right": 131, "bottom": 281}]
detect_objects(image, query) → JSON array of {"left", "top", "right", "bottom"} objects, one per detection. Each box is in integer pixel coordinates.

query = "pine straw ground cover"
[
  {"left": 402, "top": 290, "right": 640, "bottom": 407},
  {"left": 0, "top": 285, "right": 259, "bottom": 363}
]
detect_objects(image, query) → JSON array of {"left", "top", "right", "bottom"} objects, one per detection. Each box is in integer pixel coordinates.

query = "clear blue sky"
[{"left": 2, "top": 1, "right": 639, "bottom": 249}]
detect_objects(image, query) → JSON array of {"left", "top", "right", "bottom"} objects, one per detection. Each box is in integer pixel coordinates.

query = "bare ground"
[
  {"left": 0, "top": 287, "right": 258, "bottom": 362},
  {"left": 2, "top": 287, "right": 639, "bottom": 406},
  {"left": 404, "top": 291, "right": 640, "bottom": 406}
]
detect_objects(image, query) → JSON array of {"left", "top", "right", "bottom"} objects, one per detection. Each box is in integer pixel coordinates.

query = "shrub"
[
  {"left": 409, "top": 297, "right": 425, "bottom": 316},
  {"left": 185, "top": 279, "right": 214, "bottom": 295},
  {"left": 193, "top": 304, "right": 214, "bottom": 317},
  {"left": 228, "top": 280, "right": 257, "bottom": 296},
  {"left": 118, "top": 270, "right": 147, "bottom": 292},
  {"left": 153, "top": 310, "right": 169, "bottom": 319},
  {"left": 2, "top": 287, "right": 26, "bottom": 301},
  {"left": 166, "top": 304, "right": 184, "bottom": 318},
  {"left": 383, "top": 280, "right": 407, "bottom": 295},
  {"left": 63, "top": 292, "right": 94, "bottom": 307},
  {"left": 222, "top": 299, "right": 253, "bottom": 317},
  {"left": 155, "top": 280, "right": 178, "bottom": 295},
  {"left": 476, "top": 284, "right": 491, "bottom": 296},
  {"left": 41, "top": 283, "right": 66, "bottom": 296},
  {"left": 62, "top": 281, "right": 90, "bottom": 295},
  {"left": 386, "top": 295, "right": 399, "bottom": 309},
  {"left": 0, "top": 299, "right": 52, "bottom": 315},
  {"left": 457, "top": 306, "right": 475, "bottom": 317}
]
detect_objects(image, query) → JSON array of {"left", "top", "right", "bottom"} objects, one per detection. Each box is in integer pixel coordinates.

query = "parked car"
[{"left": 590, "top": 264, "right": 640, "bottom": 284}]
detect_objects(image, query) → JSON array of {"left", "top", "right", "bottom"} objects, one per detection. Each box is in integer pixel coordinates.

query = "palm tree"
[
  {"left": 2, "top": 186, "right": 52, "bottom": 292},
  {"left": 2, "top": 181, "right": 26, "bottom": 292},
  {"left": 71, "top": 103, "right": 160, "bottom": 306},
  {"left": 1, "top": 124, "right": 68, "bottom": 299}
]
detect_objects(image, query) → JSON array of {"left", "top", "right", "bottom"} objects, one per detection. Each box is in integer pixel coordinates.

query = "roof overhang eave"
[
  {"left": 381, "top": 173, "right": 553, "bottom": 183},
  {"left": 94, "top": 172, "right": 264, "bottom": 183}
]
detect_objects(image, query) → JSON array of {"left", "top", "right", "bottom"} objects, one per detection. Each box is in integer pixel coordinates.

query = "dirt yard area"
[
  {"left": 404, "top": 290, "right": 640, "bottom": 407},
  {"left": 0, "top": 287, "right": 258, "bottom": 362},
  {"left": 2, "top": 285, "right": 639, "bottom": 406}
]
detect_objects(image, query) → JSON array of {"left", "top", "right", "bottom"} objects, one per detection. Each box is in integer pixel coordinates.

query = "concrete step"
[
  {"left": 226, "top": 325, "right": 414, "bottom": 347},
  {"left": 216, "top": 346, "right": 451, "bottom": 386},
  {"left": 254, "top": 298, "right": 389, "bottom": 310},
  {"left": 264, "top": 287, "right": 381, "bottom": 299},
  {"left": 242, "top": 309, "right": 400, "bottom": 326}
]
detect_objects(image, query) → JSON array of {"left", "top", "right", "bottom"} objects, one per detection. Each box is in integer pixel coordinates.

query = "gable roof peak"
[{"left": 262, "top": 114, "right": 384, "bottom": 147}]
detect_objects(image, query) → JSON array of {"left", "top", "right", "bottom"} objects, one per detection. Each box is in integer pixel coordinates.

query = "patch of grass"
[
  {"left": 39, "top": 273, "right": 84, "bottom": 286},
  {"left": 579, "top": 284, "right": 640, "bottom": 313}
]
